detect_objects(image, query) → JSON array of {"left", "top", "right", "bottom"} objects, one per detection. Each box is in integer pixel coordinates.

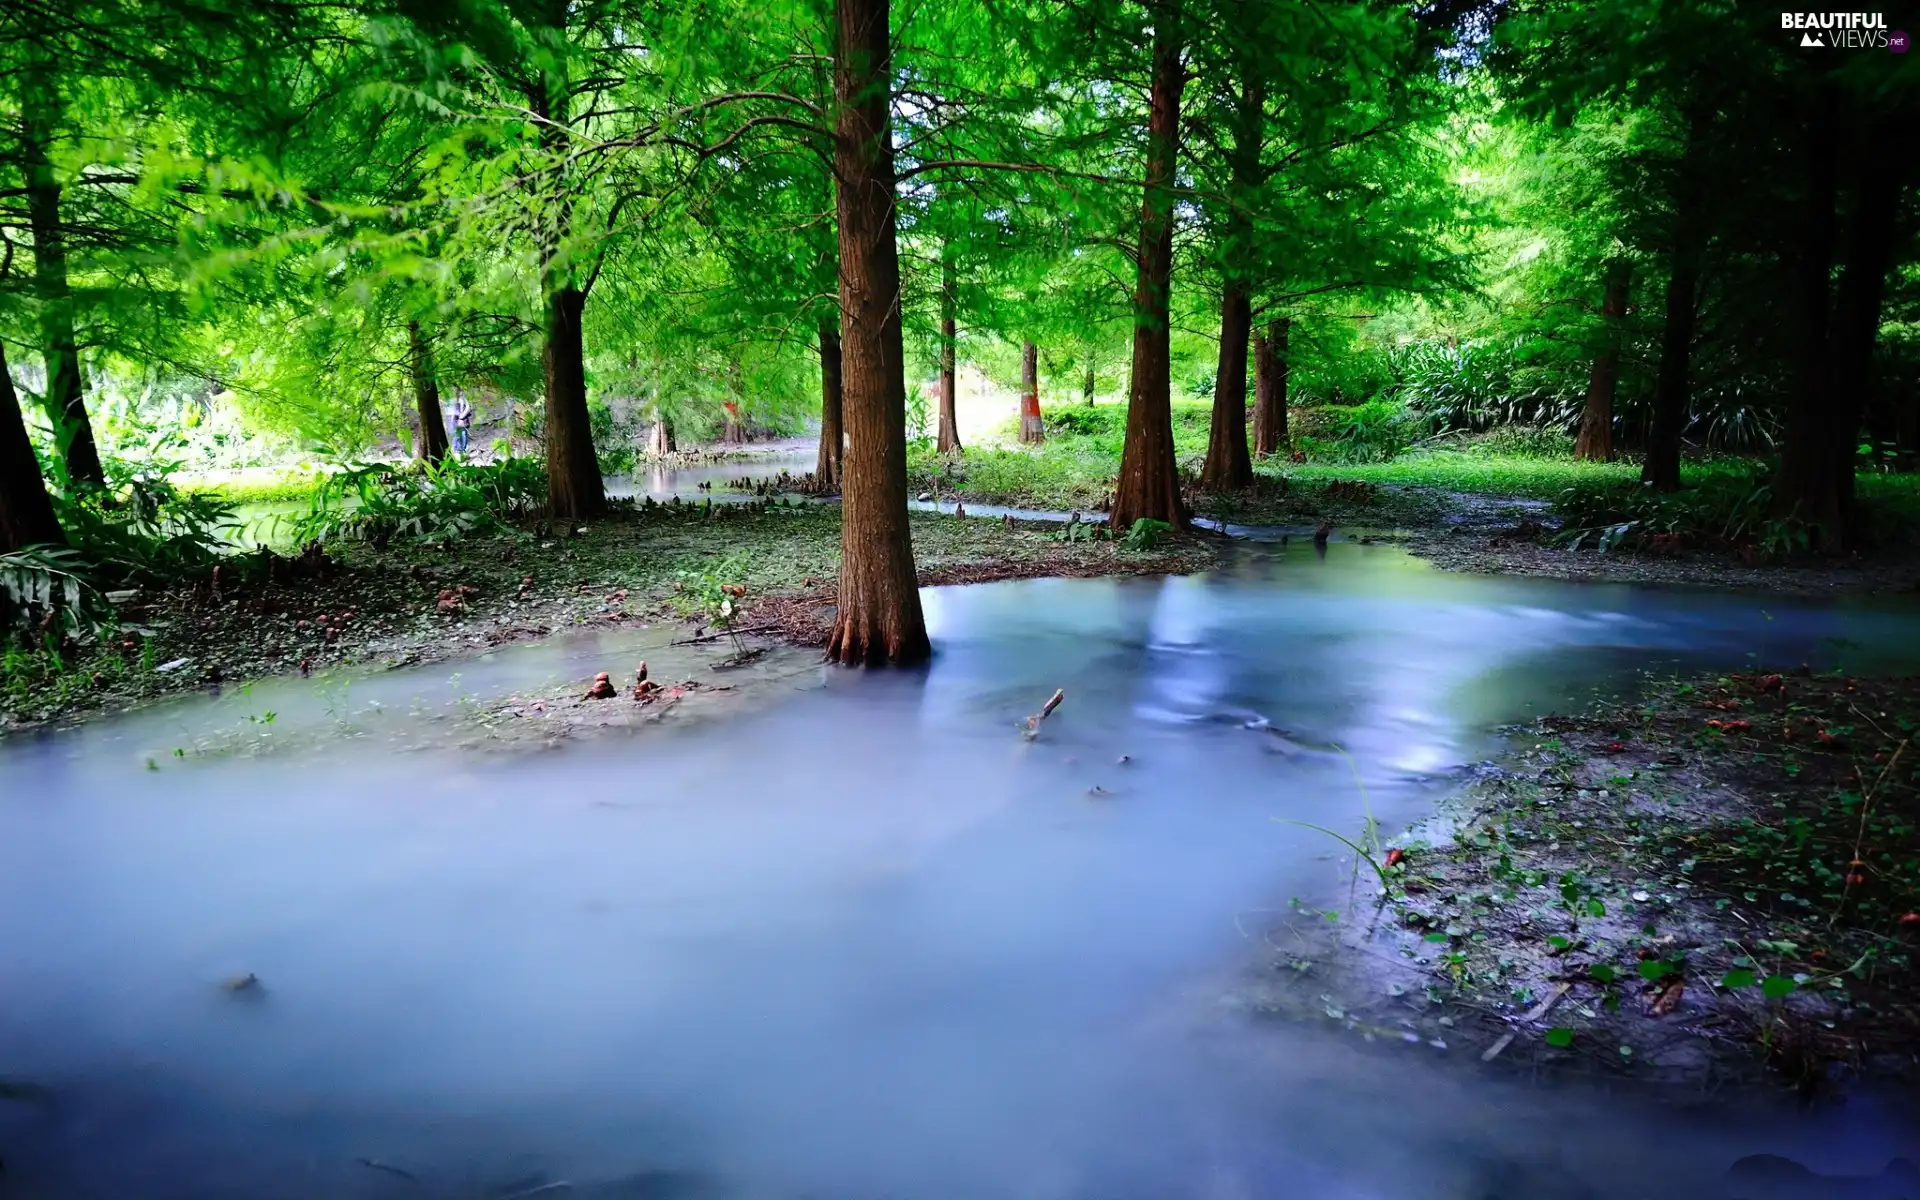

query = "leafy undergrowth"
[
  {"left": 1553, "top": 468, "right": 1920, "bottom": 559},
  {"left": 1, "top": 502, "right": 1215, "bottom": 729},
  {"left": 1370, "top": 669, "right": 1920, "bottom": 1090}
]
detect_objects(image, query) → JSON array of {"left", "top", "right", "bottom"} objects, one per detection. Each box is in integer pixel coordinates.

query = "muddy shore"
[
  {"left": 1, "top": 502, "right": 1214, "bottom": 732},
  {"left": 1233, "top": 667, "right": 1920, "bottom": 1093}
]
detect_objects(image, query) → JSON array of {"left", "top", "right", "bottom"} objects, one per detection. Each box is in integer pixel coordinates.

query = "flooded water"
[
  {"left": 5, "top": 543, "right": 1920, "bottom": 1199},
  {"left": 610, "top": 446, "right": 818, "bottom": 503}
]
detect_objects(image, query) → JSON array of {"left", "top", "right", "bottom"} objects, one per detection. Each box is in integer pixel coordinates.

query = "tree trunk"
[
  {"left": 1777, "top": 84, "right": 1843, "bottom": 542},
  {"left": 826, "top": 0, "right": 929, "bottom": 666},
  {"left": 1018, "top": 341, "right": 1045, "bottom": 444},
  {"left": 1111, "top": 3, "right": 1187, "bottom": 532},
  {"left": 0, "top": 342, "right": 66, "bottom": 552},
  {"left": 1641, "top": 108, "right": 1710, "bottom": 492},
  {"left": 1252, "top": 318, "right": 1289, "bottom": 459},
  {"left": 1200, "top": 285, "right": 1253, "bottom": 488},
  {"left": 648, "top": 409, "right": 675, "bottom": 457},
  {"left": 816, "top": 319, "right": 844, "bottom": 487},
  {"left": 1200, "top": 61, "right": 1260, "bottom": 491},
  {"left": 1083, "top": 361, "right": 1095, "bottom": 406},
  {"left": 1822, "top": 108, "right": 1910, "bottom": 537},
  {"left": 408, "top": 321, "right": 450, "bottom": 464},
  {"left": 542, "top": 285, "right": 605, "bottom": 518},
  {"left": 20, "top": 70, "right": 103, "bottom": 487},
  {"left": 936, "top": 253, "right": 961, "bottom": 453},
  {"left": 1573, "top": 258, "right": 1630, "bottom": 462}
]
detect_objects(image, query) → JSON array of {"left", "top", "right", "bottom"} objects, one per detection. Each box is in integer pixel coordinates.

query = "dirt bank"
[
  {"left": 1233, "top": 667, "right": 1920, "bottom": 1094},
  {"left": 2, "top": 502, "right": 1216, "bottom": 732}
]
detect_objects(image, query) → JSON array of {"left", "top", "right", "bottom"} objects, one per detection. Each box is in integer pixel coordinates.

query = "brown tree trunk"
[
  {"left": 1083, "top": 361, "right": 1095, "bottom": 406},
  {"left": 1823, "top": 108, "right": 1910, "bottom": 535},
  {"left": 408, "top": 321, "right": 450, "bottom": 464},
  {"left": 936, "top": 254, "right": 961, "bottom": 453},
  {"left": 1574, "top": 259, "right": 1630, "bottom": 462},
  {"left": 542, "top": 285, "right": 605, "bottom": 518},
  {"left": 1200, "top": 61, "right": 1260, "bottom": 490},
  {"left": 1641, "top": 108, "right": 1710, "bottom": 492},
  {"left": 1777, "top": 84, "right": 1843, "bottom": 542},
  {"left": 1111, "top": 3, "right": 1187, "bottom": 532},
  {"left": 816, "top": 319, "right": 844, "bottom": 487},
  {"left": 0, "top": 342, "right": 65, "bottom": 552},
  {"left": 1201, "top": 285, "right": 1253, "bottom": 488},
  {"left": 1252, "top": 318, "right": 1289, "bottom": 459},
  {"left": 1018, "top": 341, "right": 1045, "bottom": 444},
  {"left": 826, "top": 0, "right": 929, "bottom": 666},
  {"left": 527, "top": 19, "right": 604, "bottom": 520},
  {"left": 21, "top": 70, "right": 103, "bottom": 488},
  {"left": 648, "top": 410, "right": 675, "bottom": 457}
]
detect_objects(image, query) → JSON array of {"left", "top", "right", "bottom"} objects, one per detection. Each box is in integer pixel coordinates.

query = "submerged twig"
[
  {"left": 355, "top": 1158, "right": 419, "bottom": 1182},
  {"left": 670, "top": 624, "right": 778, "bottom": 645}
]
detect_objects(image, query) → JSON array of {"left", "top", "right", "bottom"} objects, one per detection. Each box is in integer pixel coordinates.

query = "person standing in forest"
[{"left": 448, "top": 391, "right": 474, "bottom": 455}]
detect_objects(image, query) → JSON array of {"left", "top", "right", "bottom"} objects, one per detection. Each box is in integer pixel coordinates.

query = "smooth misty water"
[{"left": 5, "top": 543, "right": 1920, "bottom": 1199}]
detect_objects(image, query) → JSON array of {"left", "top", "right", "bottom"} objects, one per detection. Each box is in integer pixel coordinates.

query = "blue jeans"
[{"left": 453, "top": 425, "right": 469, "bottom": 453}]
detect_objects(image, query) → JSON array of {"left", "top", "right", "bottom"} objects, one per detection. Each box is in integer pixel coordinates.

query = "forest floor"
[
  {"left": 0, "top": 502, "right": 1214, "bottom": 731},
  {"left": 1231, "top": 667, "right": 1920, "bottom": 1095}
]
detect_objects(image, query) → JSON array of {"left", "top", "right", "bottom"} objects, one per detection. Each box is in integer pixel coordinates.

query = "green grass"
[
  {"left": 183, "top": 467, "right": 331, "bottom": 506},
  {"left": 1276, "top": 451, "right": 1635, "bottom": 500}
]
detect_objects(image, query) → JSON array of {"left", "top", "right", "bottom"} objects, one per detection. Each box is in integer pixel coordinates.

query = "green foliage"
[
  {"left": 1296, "top": 401, "right": 1422, "bottom": 464},
  {"left": 0, "top": 547, "right": 111, "bottom": 639},
  {"left": 1552, "top": 472, "right": 1815, "bottom": 558},
  {"left": 288, "top": 457, "right": 546, "bottom": 547},
  {"left": 1394, "top": 339, "right": 1583, "bottom": 434},
  {"left": 1121, "top": 518, "right": 1173, "bottom": 551},
  {"left": 55, "top": 461, "right": 241, "bottom": 581}
]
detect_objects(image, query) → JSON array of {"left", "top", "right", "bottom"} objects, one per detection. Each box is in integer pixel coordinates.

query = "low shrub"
[{"left": 287, "top": 455, "right": 546, "bottom": 547}]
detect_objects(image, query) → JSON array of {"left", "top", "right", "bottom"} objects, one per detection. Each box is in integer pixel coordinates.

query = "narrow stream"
[{"left": 6, "top": 534, "right": 1920, "bottom": 1196}]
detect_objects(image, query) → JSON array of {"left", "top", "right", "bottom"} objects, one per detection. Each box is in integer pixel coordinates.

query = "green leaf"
[
  {"left": 1544, "top": 1027, "right": 1574, "bottom": 1048},
  {"left": 1589, "top": 963, "right": 1616, "bottom": 984},
  {"left": 1718, "top": 968, "right": 1757, "bottom": 989},
  {"left": 1637, "top": 960, "right": 1674, "bottom": 982},
  {"left": 1761, "top": 975, "right": 1798, "bottom": 999},
  {"left": 1423, "top": 932, "right": 1449, "bottom": 943},
  {"left": 1585, "top": 897, "right": 1606, "bottom": 917}
]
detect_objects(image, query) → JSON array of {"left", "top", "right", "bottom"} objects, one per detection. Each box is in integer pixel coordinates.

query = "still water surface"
[{"left": 3, "top": 542, "right": 1918, "bottom": 1198}]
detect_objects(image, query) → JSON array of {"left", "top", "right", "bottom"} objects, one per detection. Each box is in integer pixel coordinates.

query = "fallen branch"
[
  {"left": 1020, "top": 688, "right": 1065, "bottom": 739},
  {"left": 1480, "top": 982, "right": 1571, "bottom": 1062}
]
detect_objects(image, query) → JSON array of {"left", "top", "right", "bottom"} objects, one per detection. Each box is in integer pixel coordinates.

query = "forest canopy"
[{"left": 2, "top": 0, "right": 1917, "bottom": 665}]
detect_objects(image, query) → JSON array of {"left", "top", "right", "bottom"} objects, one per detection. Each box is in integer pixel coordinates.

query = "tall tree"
[
  {"left": 1251, "top": 317, "right": 1287, "bottom": 459},
  {"left": 1573, "top": 258, "right": 1630, "bottom": 462},
  {"left": 1640, "top": 105, "right": 1711, "bottom": 491},
  {"left": 1018, "top": 339, "right": 1043, "bottom": 443},
  {"left": 1111, "top": 0, "right": 1187, "bottom": 531},
  {"left": 826, "top": 0, "right": 928, "bottom": 665},
  {"left": 0, "top": 341, "right": 64, "bottom": 551},
  {"left": 408, "top": 321, "right": 450, "bottom": 463},
  {"left": 936, "top": 251, "right": 961, "bottom": 453}
]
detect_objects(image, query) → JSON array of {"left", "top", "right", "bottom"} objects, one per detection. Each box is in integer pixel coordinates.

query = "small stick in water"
[{"left": 1020, "top": 689, "right": 1066, "bottom": 739}]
